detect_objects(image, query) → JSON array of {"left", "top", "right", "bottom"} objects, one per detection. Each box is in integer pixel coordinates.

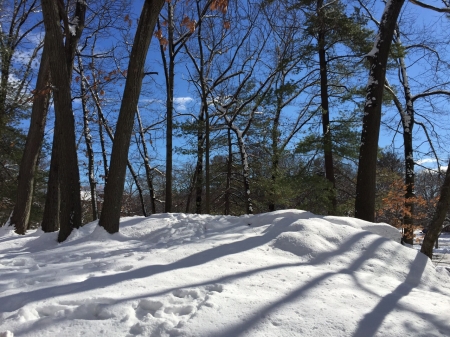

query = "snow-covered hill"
[{"left": 1, "top": 210, "right": 449, "bottom": 337}]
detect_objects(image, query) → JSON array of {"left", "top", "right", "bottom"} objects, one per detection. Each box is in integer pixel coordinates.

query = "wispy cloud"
[
  {"left": 174, "top": 97, "right": 193, "bottom": 111},
  {"left": 417, "top": 158, "right": 436, "bottom": 165}
]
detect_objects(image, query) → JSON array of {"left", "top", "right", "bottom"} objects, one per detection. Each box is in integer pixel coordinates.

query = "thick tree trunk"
[
  {"left": 41, "top": 0, "right": 82, "bottom": 242},
  {"left": 98, "top": 0, "right": 164, "bottom": 233},
  {"left": 421, "top": 159, "right": 450, "bottom": 259},
  {"left": 317, "top": 0, "right": 337, "bottom": 215},
  {"left": 9, "top": 44, "right": 51, "bottom": 234},
  {"left": 355, "top": 0, "right": 405, "bottom": 222}
]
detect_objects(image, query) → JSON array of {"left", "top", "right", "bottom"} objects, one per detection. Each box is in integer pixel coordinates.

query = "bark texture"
[
  {"left": 41, "top": 0, "right": 82, "bottom": 242},
  {"left": 98, "top": 0, "right": 165, "bottom": 233},
  {"left": 355, "top": 0, "right": 405, "bottom": 222},
  {"left": 10, "top": 44, "right": 51, "bottom": 234}
]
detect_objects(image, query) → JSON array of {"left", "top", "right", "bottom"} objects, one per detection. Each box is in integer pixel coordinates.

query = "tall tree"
[
  {"left": 98, "top": 0, "right": 165, "bottom": 234},
  {"left": 354, "top": 0, "right": 405, "bottom": 222},
  {"left": 9, "top": 43, "right": 50, "bottom": 234},
  {"left": 40, "top": 0, "right": 85, "bottom": 241}
]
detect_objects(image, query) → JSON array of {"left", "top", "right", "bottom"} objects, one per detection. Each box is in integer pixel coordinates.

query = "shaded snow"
[{"left": 1, "top": 210, "right": 449, "bottom": 337}]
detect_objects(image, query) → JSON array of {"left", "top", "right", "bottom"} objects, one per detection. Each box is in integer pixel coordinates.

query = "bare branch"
[{"left": 409, "top": 0, "right": 450, "bottom": 12}]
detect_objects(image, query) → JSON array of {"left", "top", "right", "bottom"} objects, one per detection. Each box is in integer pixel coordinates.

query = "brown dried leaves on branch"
[
  {"left": 211, "top": 0, "right": 228, "bottom": 13},
  {"left": 181, "top": 16, "right": 196, "bottom": 33},
  {"left": 154, "top": 29, "right": 169, "bottom": 50}
]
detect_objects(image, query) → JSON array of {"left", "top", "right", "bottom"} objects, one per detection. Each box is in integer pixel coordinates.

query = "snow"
[{"left": 1, "top": 209, "right": 450, "bottom": 337}]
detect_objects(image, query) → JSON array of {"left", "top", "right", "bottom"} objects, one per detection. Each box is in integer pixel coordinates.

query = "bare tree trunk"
[
  {"left": 41, "top": 0, "right": 83, "bottom": 242},
  {"left": 98, "top": 0, "right": 165, "bottom": 233},
  {"left": 395, "top": 28, "right": 415, "bottom": 245},
  {"left": 225, "top": 128, "right": 232, "bottom": 215},
  {"left": 77, "top": 54, "right": 98, "bottom": 221},
  {"left": 355, "top": 0, "right": 405, "bottom": 222},
  {"left": 421, "top": 159, "right": 450, "bottom": 259},
  {"left": 158, "top": 3, "right": 175, "bottom": 213},
  {"left": 136, "top": 107, "right": 156, "bottom": 214},
  {"left": 205, "top": 108, "right": 210, "bottom": 214},
  {"left": 317, "top": 0, "right": 336, "bottom": 215},
  {"left": 228, "top": 123, "right": 253, "bottom": 215},
  {"left": 10, "top": 44, "right": 51, "bottom": 234},
  {"left": 195, "top": 109, "right": 204, "bottom": 214}
]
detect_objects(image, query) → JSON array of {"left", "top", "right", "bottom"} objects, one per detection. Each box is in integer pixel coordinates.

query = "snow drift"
[{"left": 0, "top": 210, "right": 449, "bottom": 337}]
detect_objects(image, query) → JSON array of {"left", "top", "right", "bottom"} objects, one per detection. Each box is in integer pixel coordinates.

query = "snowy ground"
[{"left": 1, "top": 210, "right": 449, "bottom": 337}]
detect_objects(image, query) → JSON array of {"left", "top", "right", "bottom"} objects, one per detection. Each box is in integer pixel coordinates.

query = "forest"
[{"left": 1, "top": 0, "right": 450, "bottom": 258}]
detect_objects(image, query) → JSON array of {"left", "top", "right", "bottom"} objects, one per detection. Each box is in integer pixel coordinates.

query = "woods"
[{"left": 2, "top": 0, "right": 450, "bottom": 258}]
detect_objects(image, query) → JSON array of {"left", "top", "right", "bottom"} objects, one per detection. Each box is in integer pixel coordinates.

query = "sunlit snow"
[{"left": 1, "top": 210, "right": 449, "bottom": 337}]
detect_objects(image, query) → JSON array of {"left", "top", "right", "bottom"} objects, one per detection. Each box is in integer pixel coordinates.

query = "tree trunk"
[
  {"left": 355, "top": 0, "right": 405, "bottom": 222},
  {"left": 41, "top": 0, "right": 83, "bottom": 242},
  {"left": 205, "top": 108, "right": 211, "bottom": 214},
  {"left": 9, "top": 43, "right": 51, "bottom": 234},
  {"left": 98, "top": 0, "right": 165, "bottom": 233},
  {"left": 195, "top": 109, "right": 204, "bottom": 214},
  {"left": 78, "top": 54, "right": 98, "bottom": 221},
  {"left": 269, "top": 115, "right": 280, "bottom": 212},
  {"left": 396, "top": 28, "right": 415, "bottom": 245},
  {"left": 317, "top": 0, "right": 336, "bottom": 215},
  {"left": 159, "top": 3, "right": 175, "bottom": 213},
  {"left": 421, "top": 159, "right": 450, "bottom": 259},
  {"left": 229, "top": 124, "right": 253, "bottom": 215},
  {"left": 225, "top": 128, "right": 232, "bottom": 215},
  {"left": 136, "top": 107, "right": 156, "bottom": 214}
]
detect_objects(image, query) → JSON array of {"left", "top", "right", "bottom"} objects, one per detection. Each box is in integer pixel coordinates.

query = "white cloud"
[
  {"left": 417, "top": 158, "right": 436, "bottom": 165},
  {"left": 173, "top": 97, "right": 193, "bottom": 111}
]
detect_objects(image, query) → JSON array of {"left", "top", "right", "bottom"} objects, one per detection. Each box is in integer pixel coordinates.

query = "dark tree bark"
[
  {"left": 157, "top": 3, "right": 175, "bottom": 213},
  {"left": 395, "top": 27, "right": 415, "bottom": 244},
  {"left": 317, "top": 0, "right": 336, "bottom": 215},
  {"left": 98, "top": 0, "right": 165, "bottom": 233},
  {"left": 9, "top": 43, "right": 51, "bottom": 234},
  {"left": 225, "top": 127, "right": 233, "bottom": 215},
  {"left": 41, "top": 0, "right": 83, "bottom": 242},
  {"left": 421, "top": 159, "right": 450, "bottom": 259},
  {"left": 205, "top": 106, "right": 211, "bottom": 214},
  {"left": 354, "top": 0, "right": 405, "bottom": 222},
  {"left": 195, "top": 108, "right": 205, "bottom": 214}
]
